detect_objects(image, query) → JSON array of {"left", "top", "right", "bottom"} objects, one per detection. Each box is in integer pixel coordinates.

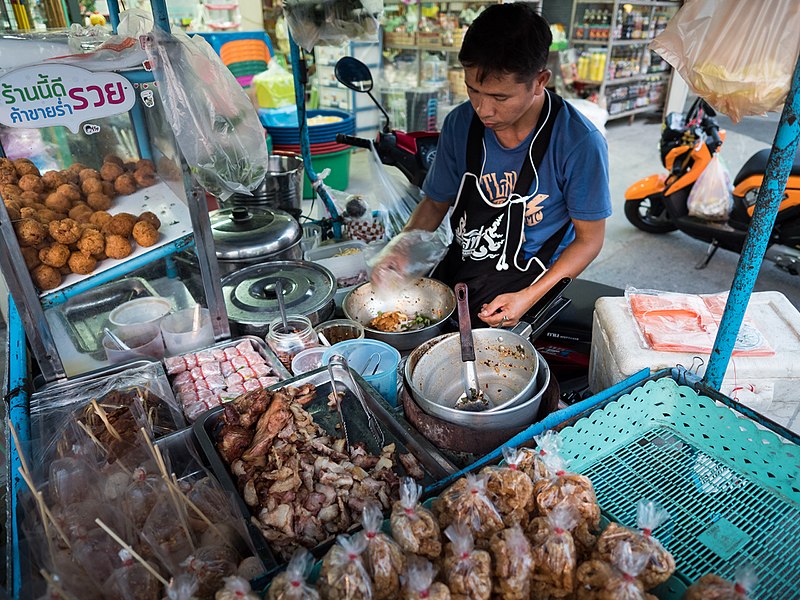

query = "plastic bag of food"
[
  {"left": 253, "top": 60, "right": 296, "bottom": 109},
  {"left": 143, "top": 28, "right": 267, "bottom": 198},
  {"left": 216, "top": 576, "right": 261, "bottom": 600},
  {"left": 593, "top": 499, "right": 675, "bottom": 590},
  {"left": 516, "top": 430, "right": 563, "bottom": 483},
  {"left": 489, "top": 525, "right": 533, "bottom": 600},
  {"left": 576, "top": 541, "right": 657, "bottom": 600},
  {"left": 442, "top": 522, "right": 491, "bottom": 600},
  {"left": 533, "top": 451, "right": 601, "bottom": 532},
  {"left": 166, "top": 574, "right": 200, "bottom": 600},
  {"left": 433, "top": 473, "right": 503, "bottom": 549},
  {"left": 180, "top": 545, "right": 239, "bottom": 598},
  {"left": 283, "top": 0, "right": 383, "bottom": 52},
  {"left": 267, "top": 548, "right": 320, "bottom": 600},
  {"left": 360, "top": 503, "right": 405, "bottom": 600},
  {"left": 390, "top": 477, "right": 441, "bottom": 559},
  {"left": 685, "top": 564, "right": 756, "bottom": 600},
  {"left": 650, "top": 0, "right": 800, "bottom": 122},
  {"left": 102, "top": 549, "right": 162, "bottom": 600},
  {"left": 480, "top": 446, "right": 535, "bottom": 525},
  {"left": 687, "top": 155, "right": 732, "bottom": 221},
  {"left": 527, "top": 504, "right": 578, "bottom": 599},
  {"left": 318, "top": 534, "right": 373, "bottom": 600},
  {"left": 401, "top": 556, "right": 451, "bottom": 600},
  {"left": 120, "top": 466, "right": 167, "bottom": 529}
]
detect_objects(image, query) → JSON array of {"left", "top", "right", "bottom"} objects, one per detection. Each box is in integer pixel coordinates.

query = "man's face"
[{"left": 464, "top": 68, "right": 550, "bottom": 132}]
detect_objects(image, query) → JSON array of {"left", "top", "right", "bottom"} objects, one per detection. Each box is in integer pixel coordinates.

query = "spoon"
[
  {"left": 274, "top": 280, "right": 289, "bottom": 331},
  {"left": 104, "top": 327, "right": 130, "bottom": 351},
  {"left": 452, "top": 282, "right": 494, "bottom": 412}
]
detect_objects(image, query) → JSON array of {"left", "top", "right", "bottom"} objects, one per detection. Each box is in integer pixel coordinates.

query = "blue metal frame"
[{"left": 705, "top": 53, "right": 800, "bottom": 389}]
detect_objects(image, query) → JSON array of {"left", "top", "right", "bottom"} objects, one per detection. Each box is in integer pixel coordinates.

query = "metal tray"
[
  {"left": 56, "top": 277, "right": 164, "bottom": 359},
  {"left": 193, "top": 367, "right": 457, "bottom": 569}
]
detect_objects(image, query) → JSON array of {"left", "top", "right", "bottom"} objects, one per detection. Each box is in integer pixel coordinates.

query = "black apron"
[{"left": 433, "top": 90, "right": 570, "bottom": 321}]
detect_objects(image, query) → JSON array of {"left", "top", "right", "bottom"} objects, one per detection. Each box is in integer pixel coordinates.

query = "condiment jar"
[{"left": 266, "top": 315, "right": 320, "bottom": 370}]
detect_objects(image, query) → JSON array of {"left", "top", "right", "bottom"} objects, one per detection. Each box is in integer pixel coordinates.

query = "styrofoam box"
[
  {"left": 304, "top": 240, "right": 368, "bottom": 307},
  {"left": 589, "top": 291, "right": 800, "bottom": 433}
]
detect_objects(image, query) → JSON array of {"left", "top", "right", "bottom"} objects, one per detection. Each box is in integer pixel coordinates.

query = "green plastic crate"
[
  {"left": 557, "top": 377, "right": 800, "bottom": 598},
  {"left": 303, "top": 149, "right": 352, "bottom": 199}
]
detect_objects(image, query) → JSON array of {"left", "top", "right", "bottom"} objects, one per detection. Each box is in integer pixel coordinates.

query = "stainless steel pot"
[
  {"left": 211, "top": 206, "right": 303, "bottom": 275},
  {"left": 405, "top": 329, "right": 547, "bottom": 430},
  {"left": 342, "top": 278, "right": 456, "bottom": 351}
]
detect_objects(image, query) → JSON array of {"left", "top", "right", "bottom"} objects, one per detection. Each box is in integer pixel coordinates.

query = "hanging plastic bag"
[
  {"left": 144, "top": 28, "right": 268, "bottom": 199},
  {"left": 253, "top": 60, "right": 297, "bottom": 109},
  {"left": 283, "top": 0, "right": 384, "bottom": 52},
  {"left": 650, "top": 0, "right": 800, "bottom": 122},
  {"left": 687, "top": 155, "right": 732, "bottom": 221}
]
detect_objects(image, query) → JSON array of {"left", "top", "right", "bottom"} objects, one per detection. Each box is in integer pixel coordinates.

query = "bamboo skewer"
[
  {"left": 90, "top": 400, "right": 123, "bottom": 441},
  {"left": 40, "top": 570, "right": 80, "bottom": 600},
  {"left": 76, "top": 421, "right": 132, "bottom": 476},
  {"left": 170, "top": 473, "right": 226, "bottom": 541},
  {"left": 94, "top": 519, "right": 169, "bottom": 587}
]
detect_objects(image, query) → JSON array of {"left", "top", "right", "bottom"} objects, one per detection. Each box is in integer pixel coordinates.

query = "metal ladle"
[
  {"left": 453, "top": 282, "right": 495, "bottom": 412},
  {"left": 274, "top": 280, "right": 289, "bottom": 331}
]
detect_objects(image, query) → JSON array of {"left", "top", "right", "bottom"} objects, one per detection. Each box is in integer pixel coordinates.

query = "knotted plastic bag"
[
  {"left": 687, "top": 155, "right": 732, "bottom": 222},
  {"left": 527, "top": 504, "right": 579, "bottom": 598},
  {"left": 480, "top": 446, "right": 535, "bottom": 525},
  {"left": 650, "top": 0, "right": 800, "bottom": 122},
  {"left": 442, "top": 522, "right": 492, "bottom": 600},
  {"left": 267, "top": 548, "right": 320, "bottom": 600},
  {"left": 401, "top": 556, "right": 450, "bottom": 600},
  {"left": 144, "top": 28, "right": 268, "bottom": 199},
  {"left": 684, "top": 564, "right": 756, "bottom": 600},
  {"left": 360, "top": 503, "right": 404, "bottom": 600},
  {"left": 489, "top": 524, "right": 533, "bottom": 600},
  {"left": 284, "top": 0, "right": 383, "bottom": 52},
  {"left": 433, "top": 473, "right": 503, "bottom": 549},
  {"left": 390, "top": 477, "right": 441, "bottom": 559},
  {"left": 318, "top": 534, "right": 373, "bottom": 600}
]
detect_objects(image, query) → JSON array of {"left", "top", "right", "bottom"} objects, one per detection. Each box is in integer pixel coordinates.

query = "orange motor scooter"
[{"left": 624, "top": 98, "right": 800, "bottom": 272}]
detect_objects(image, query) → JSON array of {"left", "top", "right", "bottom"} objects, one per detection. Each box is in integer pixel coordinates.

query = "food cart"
[{"left": 3, "top": 0, "right": 800, "bottom": 597}]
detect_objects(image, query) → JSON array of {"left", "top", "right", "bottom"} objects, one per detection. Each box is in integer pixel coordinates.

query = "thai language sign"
[{"left": 0, "top": 64, "right": 135, "bottom": 133}]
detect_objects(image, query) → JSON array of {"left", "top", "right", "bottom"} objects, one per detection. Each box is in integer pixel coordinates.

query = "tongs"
[{"left": 326, "top": 353, "right": 385, "bottom": 451}]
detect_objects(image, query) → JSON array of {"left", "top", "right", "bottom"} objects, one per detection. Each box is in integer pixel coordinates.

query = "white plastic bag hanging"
[
  {"left": 284, "top": 0, "right": 384, "bottom": 52},
  {"left": 144, "top": 29, "right": 268, "bottom": 199},
  {"left": 687, "top": 155, "right": 732, "bottom": 221},
  {"left": 650, "top": 0, "right": 800, "bottom": 122}
]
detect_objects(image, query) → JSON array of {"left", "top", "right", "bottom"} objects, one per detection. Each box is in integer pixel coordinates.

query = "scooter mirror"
[{"left": 334, "top": 57, "right": 374, "bottom": 93}]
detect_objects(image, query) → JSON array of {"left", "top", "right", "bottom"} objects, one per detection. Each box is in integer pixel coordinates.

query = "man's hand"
[
  {"left": 369, "top": 251, "right": 409, "bottom": 290},
  {"left": 478, "top": 288, "right": 539, "bottom": 327}
]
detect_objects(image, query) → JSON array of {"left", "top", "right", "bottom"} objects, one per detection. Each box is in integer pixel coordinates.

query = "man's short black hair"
[{"left": 458, "top": 3, "right": 552, "bottom": 84}]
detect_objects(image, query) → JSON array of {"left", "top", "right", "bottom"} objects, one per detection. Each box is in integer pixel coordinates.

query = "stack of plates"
[{"left": 265, "top": 109, "right": 356, "bottom": 156}]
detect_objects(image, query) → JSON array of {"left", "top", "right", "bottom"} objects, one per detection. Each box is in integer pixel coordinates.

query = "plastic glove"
[{"left": 367, "top": 230, "right": 448, "bottom": 292}]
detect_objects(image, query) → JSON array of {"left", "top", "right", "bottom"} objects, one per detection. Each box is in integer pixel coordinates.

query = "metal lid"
[
  {"left": 221, "top": 260, "right": 336, "bottom": 326},
  {"left": 211, "top": 206, "right": 301, "bottom": 261}
]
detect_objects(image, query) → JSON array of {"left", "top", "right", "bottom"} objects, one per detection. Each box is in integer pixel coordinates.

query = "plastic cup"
[
  {"left": 322, "top": 339, "right": 401, "bottom": 407},
  {"left": 160, "top": 306, "right": 215, "bottom": 356},
  {"left": 109, "top": 297, "right": 171, "bottom": 335},
  {"left": 103, "top": 323, "right": 165, "bottom": 364},
  {"left": 291, "top": 346, "right": 328, "bottom": 376}
]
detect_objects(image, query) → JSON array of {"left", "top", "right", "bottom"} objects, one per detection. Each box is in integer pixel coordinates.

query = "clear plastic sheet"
[
  {"left": 284, "top": 0, "right": 383, "bottom": 52},
  {"left": 650, "top": 0, "right": 800, "bottom": 122},
  {"left": 144, "top": 28, "right": 268, "bottom": 199}
]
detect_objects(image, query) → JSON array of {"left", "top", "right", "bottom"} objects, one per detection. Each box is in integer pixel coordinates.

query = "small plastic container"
[
  {"left": 266, "top": 315, "right": 320, "bottom": 371},
  {"left": 314, "top": 319, "right": 365, "bottom": 346},
  {"left": 103, "top": 323, "right": 165, "bottom": 364},
  {"left": 109, "top": 297, "right": 171, "bottom": 334},
  {"left": 304, "top": 240, "right": 368, "bottom": 308},
  {"left": 323, "top": 339, "right": 401, "bottom": 407},
  {"left": 291, "top": 346, "right": 328, "bottom": 376},
  {"left": 159, "top": 306, "right": 215, "bottom": 356}
]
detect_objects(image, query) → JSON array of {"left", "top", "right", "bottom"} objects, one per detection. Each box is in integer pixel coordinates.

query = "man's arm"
[
  {"left": 478, "top": 217, "right": 606, "bottom": 326},
  {"left": 405, "top": 197, "right": 452, "bottom": 232}
]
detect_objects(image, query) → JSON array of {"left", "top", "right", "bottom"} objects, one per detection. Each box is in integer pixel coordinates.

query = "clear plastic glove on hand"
[{"left": 367, "top": 230, "right": 448, "bottom": 293}]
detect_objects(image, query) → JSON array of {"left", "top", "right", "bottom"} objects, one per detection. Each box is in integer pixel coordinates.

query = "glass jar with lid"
[{"left": 266, "top": 315, "right": 320, "bottom": 370}]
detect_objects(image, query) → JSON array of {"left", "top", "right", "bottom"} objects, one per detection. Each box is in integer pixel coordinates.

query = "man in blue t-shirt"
[{"left": 374, "top": 3, "right": 611, "bottom": 326}]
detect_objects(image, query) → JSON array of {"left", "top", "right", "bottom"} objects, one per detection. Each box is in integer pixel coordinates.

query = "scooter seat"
[{"left": 733, "top": 147, "right": 800, "bottom": 186}]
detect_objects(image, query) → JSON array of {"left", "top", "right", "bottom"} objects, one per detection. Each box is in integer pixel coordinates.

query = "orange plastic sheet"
[{"left": 626, "top": 289, "right": 774, "bottom": 356}]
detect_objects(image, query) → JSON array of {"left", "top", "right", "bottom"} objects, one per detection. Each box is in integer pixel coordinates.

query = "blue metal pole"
[
  {"left": 704, "top": 54, "right": 800, "bottom": 389},
  {"left": 287, "top": 32, "right": 342, "bottom": 239},
  {"left": 106, "top": 0, "right": 120, "bottom": 33}
]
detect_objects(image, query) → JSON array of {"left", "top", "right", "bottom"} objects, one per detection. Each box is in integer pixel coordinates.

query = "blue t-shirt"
[{"left": 422, "top": 94, "right": 612, "bottom": 261}]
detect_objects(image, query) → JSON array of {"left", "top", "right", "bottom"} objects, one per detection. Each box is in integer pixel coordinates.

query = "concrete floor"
[{"left": 343, "top": 110, "right": 800, "bottom": 308}]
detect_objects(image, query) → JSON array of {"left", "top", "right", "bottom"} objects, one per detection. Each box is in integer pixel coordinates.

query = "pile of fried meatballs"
[{"left": 2, "top": 155, "right": 162, "bottom": 291}]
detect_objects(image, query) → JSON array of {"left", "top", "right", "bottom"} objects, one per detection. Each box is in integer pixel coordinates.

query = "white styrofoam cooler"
[{"left": 589, "top": 291, "right": 800, "bottom": 433}]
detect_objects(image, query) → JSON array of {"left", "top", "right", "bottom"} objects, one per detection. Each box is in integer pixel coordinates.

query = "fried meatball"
[
  {"left": 19, "top": 207, "right": 37, "bottom": 220},
  {"left": 101, "top": 181, "right": 115, "bottom": 198},
  {"left": 104, "top": 155, "right": 124, "bottom": 167},
  {"left": 68, "top": 205, "right": 94, "bottom": 224},
  {"left": 78, "top": 168, "right": 101, "bottom": 182},
  {"left": 0, "top": 167, "right": 18, "bottom": 184},
  {"left": 76, "top": 228, "right": 105, "bottom": 257},
  {"left": 86, "top": 192, "right": 111, "bottom": 211},
  {"left": 18, "top": 174, "right": 43, "bottom": 194},
  {"left": 44, "top": 192, "right": 72, "bottom": 214},
  {"left": 133, "top": 168, "right": 156, "bottom": 188},
  {"left": 38, "top": 243, "right": 70, "bottom": 268},
  {"left": 132, "top": 221, "right": 159, "bottom": 247},
  {"left": 5, "top": 202, "right": 21, "bottom": 221},
  {"left": 89, "top": 211, "right": 113, "bottom": 228},
  {"left": 41, "top": 171, "right": 67, "bottom": 191},
  {"left": 81, "top": 178, "right": 103, "bottom": 196},
  {"left": 28, "top": 202, "right": 47, "bottom": 212},
  {"left": 100, "top": 162, "right": 124, "bottom": 182},
  {"left": 59, "top": 169, "right": 79, "bottom": 185},
  {"left": 123, "top": 161, "right": 138, "bottom": 172},
  {"left": 56, "top": 183, "right": 82, "bottom": 203},
  {"left": 20, "top": 246, "right": 40, "bottom": 270},
  {"left": 68, "top": 251, "right": 97, "bottom": 275},
  {"left": 36, "top": 209, "right": 66, "bottom": 224},
  {"left": 15, "top": 218, "right": 47, "bottom": 247},
  {"left": 67, "top": 163, "right": 88, "bottom": 176},
  {"left": 0, "top": 158, "right": 12, "bottom": 170},
  {"left": 48, "top": 218, "right": 81, "bottom": 245},
  {"left": 114, "top": 173, "right": 137, "bottom": 196},
  {"left": 31, "top": 264, "right": 61, "bottom": 290},
  {"left": 105, "top": 213, "right": 137, "bottom": 238},
  {"left": 137, "top": 211, "right": 161, "bottom": 229},
  {"left": 105, "top": 234, "right": 132, "bottom": 259},
  {"left": 20, "top": 191, "right": 41, "bottom": 204},
  {"left": 13, "top": 159, "right": 39, "bottom": 177},
  {"left": 2, "top": 183, "right": 22, "bottom": 197},
  {"left": 135, "top": 159, "right": 156, "bottom": 173}
]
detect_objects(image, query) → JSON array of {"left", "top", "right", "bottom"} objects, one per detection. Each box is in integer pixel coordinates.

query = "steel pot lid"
[
  {"left": 222, "top": 260, "right": 336, "bottom": 326},
  {"left": 211, "top": 206, "right": 301, "bottom": 261}
]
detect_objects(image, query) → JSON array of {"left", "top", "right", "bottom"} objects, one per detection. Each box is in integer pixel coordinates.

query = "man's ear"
[{"left": 536, "top": 69, "right": 552, "bottom": 91}]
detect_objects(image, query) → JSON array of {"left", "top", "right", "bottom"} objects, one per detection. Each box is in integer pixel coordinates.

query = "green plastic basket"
[
  {"left": 303, "top": 149, "right": 352, "bottom": 199},
  {"left": 558, "top": 377, "right": 800, "bottom": 598}
]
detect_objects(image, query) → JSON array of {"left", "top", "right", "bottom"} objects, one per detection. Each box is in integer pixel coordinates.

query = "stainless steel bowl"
[
  {"left": 405, "top": 329, "right": 547, "bottom": 430},
  {"left": 342, "top": 278, "right": 456, "bottom": 351}
]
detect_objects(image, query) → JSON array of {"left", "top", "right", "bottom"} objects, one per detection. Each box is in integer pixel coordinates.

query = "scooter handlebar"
[{"left": 336, "top": 133, "right": 372, "bottom": 149}]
